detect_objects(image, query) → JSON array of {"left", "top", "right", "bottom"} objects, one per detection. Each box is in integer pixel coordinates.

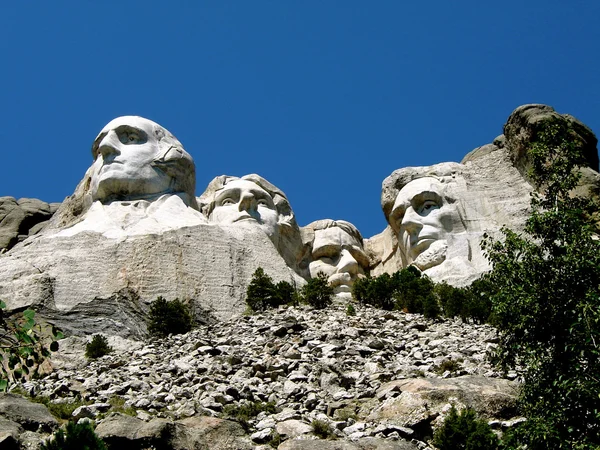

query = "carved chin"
[{"left": 412, "top": 240, "right": 448, "bottom": 271}]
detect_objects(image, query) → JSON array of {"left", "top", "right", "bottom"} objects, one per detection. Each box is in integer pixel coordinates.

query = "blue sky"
[{"left": 1, "top": 2, "right": 598, "bottom": 238}]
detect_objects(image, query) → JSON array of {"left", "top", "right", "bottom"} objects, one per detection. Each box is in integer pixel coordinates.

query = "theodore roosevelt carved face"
[
  {"left": 389, "top": 177, "right": 460, "bottom": 270},
  {"left": 90, "top": 116, "right": 195, "bottom": 204},
  {"left": 305, "top": 220, "right": 369, "bottom": 296}
]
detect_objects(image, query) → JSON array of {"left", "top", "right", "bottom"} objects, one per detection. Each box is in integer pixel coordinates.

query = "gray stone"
[
  {"left": 278, "top": 437, "right": 419, "bottom": 449},
  {"left": 368, "top": 376, "right": 518, "bottom": 428},
  {"left": 0, "top": 393, "right": 57, "bottom": 432},
  {"left": 275, "top": 419, "right": 313, "bottom": 438},
  {"left": 0, "top": 417, "right": 22, "bottom": 450}
]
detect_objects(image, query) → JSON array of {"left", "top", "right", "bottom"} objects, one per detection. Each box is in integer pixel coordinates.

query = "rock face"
[
  {"left": 371, "top": 104, "right": 599, "bottom": 285},
  {"left": 0, "top": 224, "right": 303, "bottom": 337},
  {"left": 0, "top": 197, "right": 60, "bottom": 252}
]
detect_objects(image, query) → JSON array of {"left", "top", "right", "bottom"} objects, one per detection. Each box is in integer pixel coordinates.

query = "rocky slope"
[{"left": 2, "top": 302, "right": 520, "bottom": 449}]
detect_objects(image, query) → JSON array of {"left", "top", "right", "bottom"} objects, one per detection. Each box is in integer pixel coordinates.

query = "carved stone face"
[
  {"left": 390, "top": 177, "right": 459, "bottom": 269},
  {"left": 209, "top": 179, "right": 280, "bottom": 241},
  {"left": 309, "top": 227, "right": 369, "bottom": 295},
  {"left": 90, "top": 117, "right": 173, "bottom": 202}
]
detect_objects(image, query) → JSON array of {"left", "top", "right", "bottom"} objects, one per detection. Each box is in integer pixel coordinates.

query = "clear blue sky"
[{"left": 1, "top": 2, "right": 598, "bottom": 238}]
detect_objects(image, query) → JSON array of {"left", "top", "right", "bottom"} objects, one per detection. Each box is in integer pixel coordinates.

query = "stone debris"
[{"left": 3, "top": 302, "right": 520, "bottom": 449}]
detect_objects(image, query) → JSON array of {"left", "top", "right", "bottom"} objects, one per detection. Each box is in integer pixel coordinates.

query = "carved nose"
[
  {"left": 238, "top": 193, "right": 256, "bottom": 212},
  {"left": 97, "top": 131, "right": 121, "bottom": 159},
  {"left": 336, "top": 249, "right": 359, "bottom": 275},
  {"left": 401, "top": 207, "right": 422, "bottom": 233}
]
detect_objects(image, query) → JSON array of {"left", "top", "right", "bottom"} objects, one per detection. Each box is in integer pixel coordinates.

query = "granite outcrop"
[{"left": 4, "top": 303, "right": 521, "bottom": 449}]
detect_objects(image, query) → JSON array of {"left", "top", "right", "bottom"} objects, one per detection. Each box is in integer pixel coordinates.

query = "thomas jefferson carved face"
[
  {"left": 90, "top": 117, "right": 175, "bottom": 203},
  {"left": 307, "top": 222, "right": 368, "bottom": 296},
  {"left": 390, "top": 177, "right": 459, "bottom": 270},
  {"left": 209, "top": 179, "right": 280, "bottom": 241}
]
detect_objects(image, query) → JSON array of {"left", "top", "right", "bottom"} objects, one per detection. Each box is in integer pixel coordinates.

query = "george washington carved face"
[{"left": 90, "top": 116, "right": 195, "bottom": 204}]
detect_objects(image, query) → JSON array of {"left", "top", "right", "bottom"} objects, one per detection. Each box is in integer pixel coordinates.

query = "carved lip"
[
  {"left": 233, "top": 215, "right": 257, "bottom": 223},
  {"left": 410, "top": 238, "right": 436, "bottom": 256}
]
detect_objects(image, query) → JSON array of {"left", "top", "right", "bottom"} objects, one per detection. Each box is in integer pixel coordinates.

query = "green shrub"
[
  {"left": 246, "top": 268, "right": 277, "bottom": 311},
  {"left": 0, "top": 302, "right": 63, "bottom": 391},
  {"left": 434, "top": 359, "right": 462, "bottom": 375},
  {"left": 346, "top": 302, "right": 356, "bottom": 316},
  {"left": 41, "top": 421, "right": 107, "bottom": 450},
  {"left": 311, "top": 419, "right": 335, "bottom": 439},
  {"left": 481, "top": 119, "right": 600, "bottom": 447},
  {"left": 432, "top": 405, "right": 498, "bottom": 450},
  {"left": 147, "top": 297, "right": 193, "bottom": 337},
  {"left": 301, "top": 272, "right": 334, "bottom": 309},
  {"left": 85, "top": 334, "right": 112, "bottom": 359},
  {"left": 275, "top": 280, "right": 300, "bottom": 307}
]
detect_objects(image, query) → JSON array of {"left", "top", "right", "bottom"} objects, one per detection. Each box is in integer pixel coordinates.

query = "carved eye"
[
  {"left": 118, "top": 131, "right": 142, "bottom": 145},
  {"left": 127, "top": 132, "right": 141, "bottom": 143},
  {"left": 418, "top": 200, "right": 439, "bottom": 214},
  {"left": 257, "top": 199, "right": 269, "bottom": 207},
  {"left": 220, "top": 198, "right": 235, "bottom": 206}
]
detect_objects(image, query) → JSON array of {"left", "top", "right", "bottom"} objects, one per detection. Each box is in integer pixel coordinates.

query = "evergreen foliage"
[
  {"left": 432, "top": 405, "right": 499, "bottom": 450},
  {"left": 0, "top": 301, "right": 62, "bottom": 391},
  {"left": 147, "top": 297, "right": 193, "bottom": 337},
  {"left": 246, "top": 267, "right": 277, "bottom": 311},
  {"left": 300, "top": 272, "right": 334, "bottom": 309},
  {"left": 41, "top": 421, "right": 107, "bottom": 450},
  {"left": 246, "top": 268, "right": 300, "bottom": 311},
  {"left": 482, "top": 119, "right": 600, "bottom": 448},
  {"left": 85, "top": 334, "right": 112, "bottom": 359}
]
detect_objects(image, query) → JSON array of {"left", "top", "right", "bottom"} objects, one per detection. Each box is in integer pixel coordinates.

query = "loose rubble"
[{"left": 3, "top": 302, "right": 521, "bottom": 449}]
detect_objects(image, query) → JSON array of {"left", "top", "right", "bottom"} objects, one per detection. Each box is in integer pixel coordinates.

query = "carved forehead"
[
  {"left": 395, "top": 177, "right": 445, "bottom": 203},
  {"left": 98, "top": 116, "right": 161, "bottom": 135},
  {"left": 313, "top": 227, "right": 362, "bottom": 250},
  {"left": 217, "top": 179, "right": 272, "bottom": 198}
]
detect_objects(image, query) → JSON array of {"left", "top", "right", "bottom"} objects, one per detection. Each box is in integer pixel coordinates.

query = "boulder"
[
  {"left": 95, "top": 413, "right": 253, "bottom": 450},
  {"left": 368, "top": 376, "right": 519, "bottom": 429},
  {"left": 0, "top": 393, "right": 58, "bottom": 432},
  {"left": 0, "top": 417, "right": 22, "bottom": 450}
]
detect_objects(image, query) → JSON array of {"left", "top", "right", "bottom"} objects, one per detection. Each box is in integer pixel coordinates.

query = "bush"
[
  {"left": 483, "top": 119, "right": 600, "bottom": 447},
  {"left": 41, "top": 421, "right": 107, "bottom": 450},
  {"left": 311, "top": 419, "right": 335, "bottom": 439},
  {"left": 274, "top": 280, "right": 299, "bottom": 307},
  {"left": 432, "top": 405, "right": 498, "bottom": 450},
  {"left": 246, "top": 268, "right": 299, "bottom": 311},
  {"left": 85, "top": 334, "right": 112, "bottom": 359},
  {"left": 301, "top": 272, "right": 334, "bottom": 309},
  {"left": 346, "top": 302, "right": 356, "bottom": 316},
  {"left": 246, "top": 267, "right": 276, "bottom": 311},
  {"left": 147, "top": 297, "right": 193, "bottom": 337}
]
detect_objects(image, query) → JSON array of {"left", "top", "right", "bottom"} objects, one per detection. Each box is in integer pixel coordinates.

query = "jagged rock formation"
[
  {"left": 5, "top": 303, "right": 520, "bottom": 449},
  {"left": 0, "top": 197, "right": 60, "bottom": 252}
]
